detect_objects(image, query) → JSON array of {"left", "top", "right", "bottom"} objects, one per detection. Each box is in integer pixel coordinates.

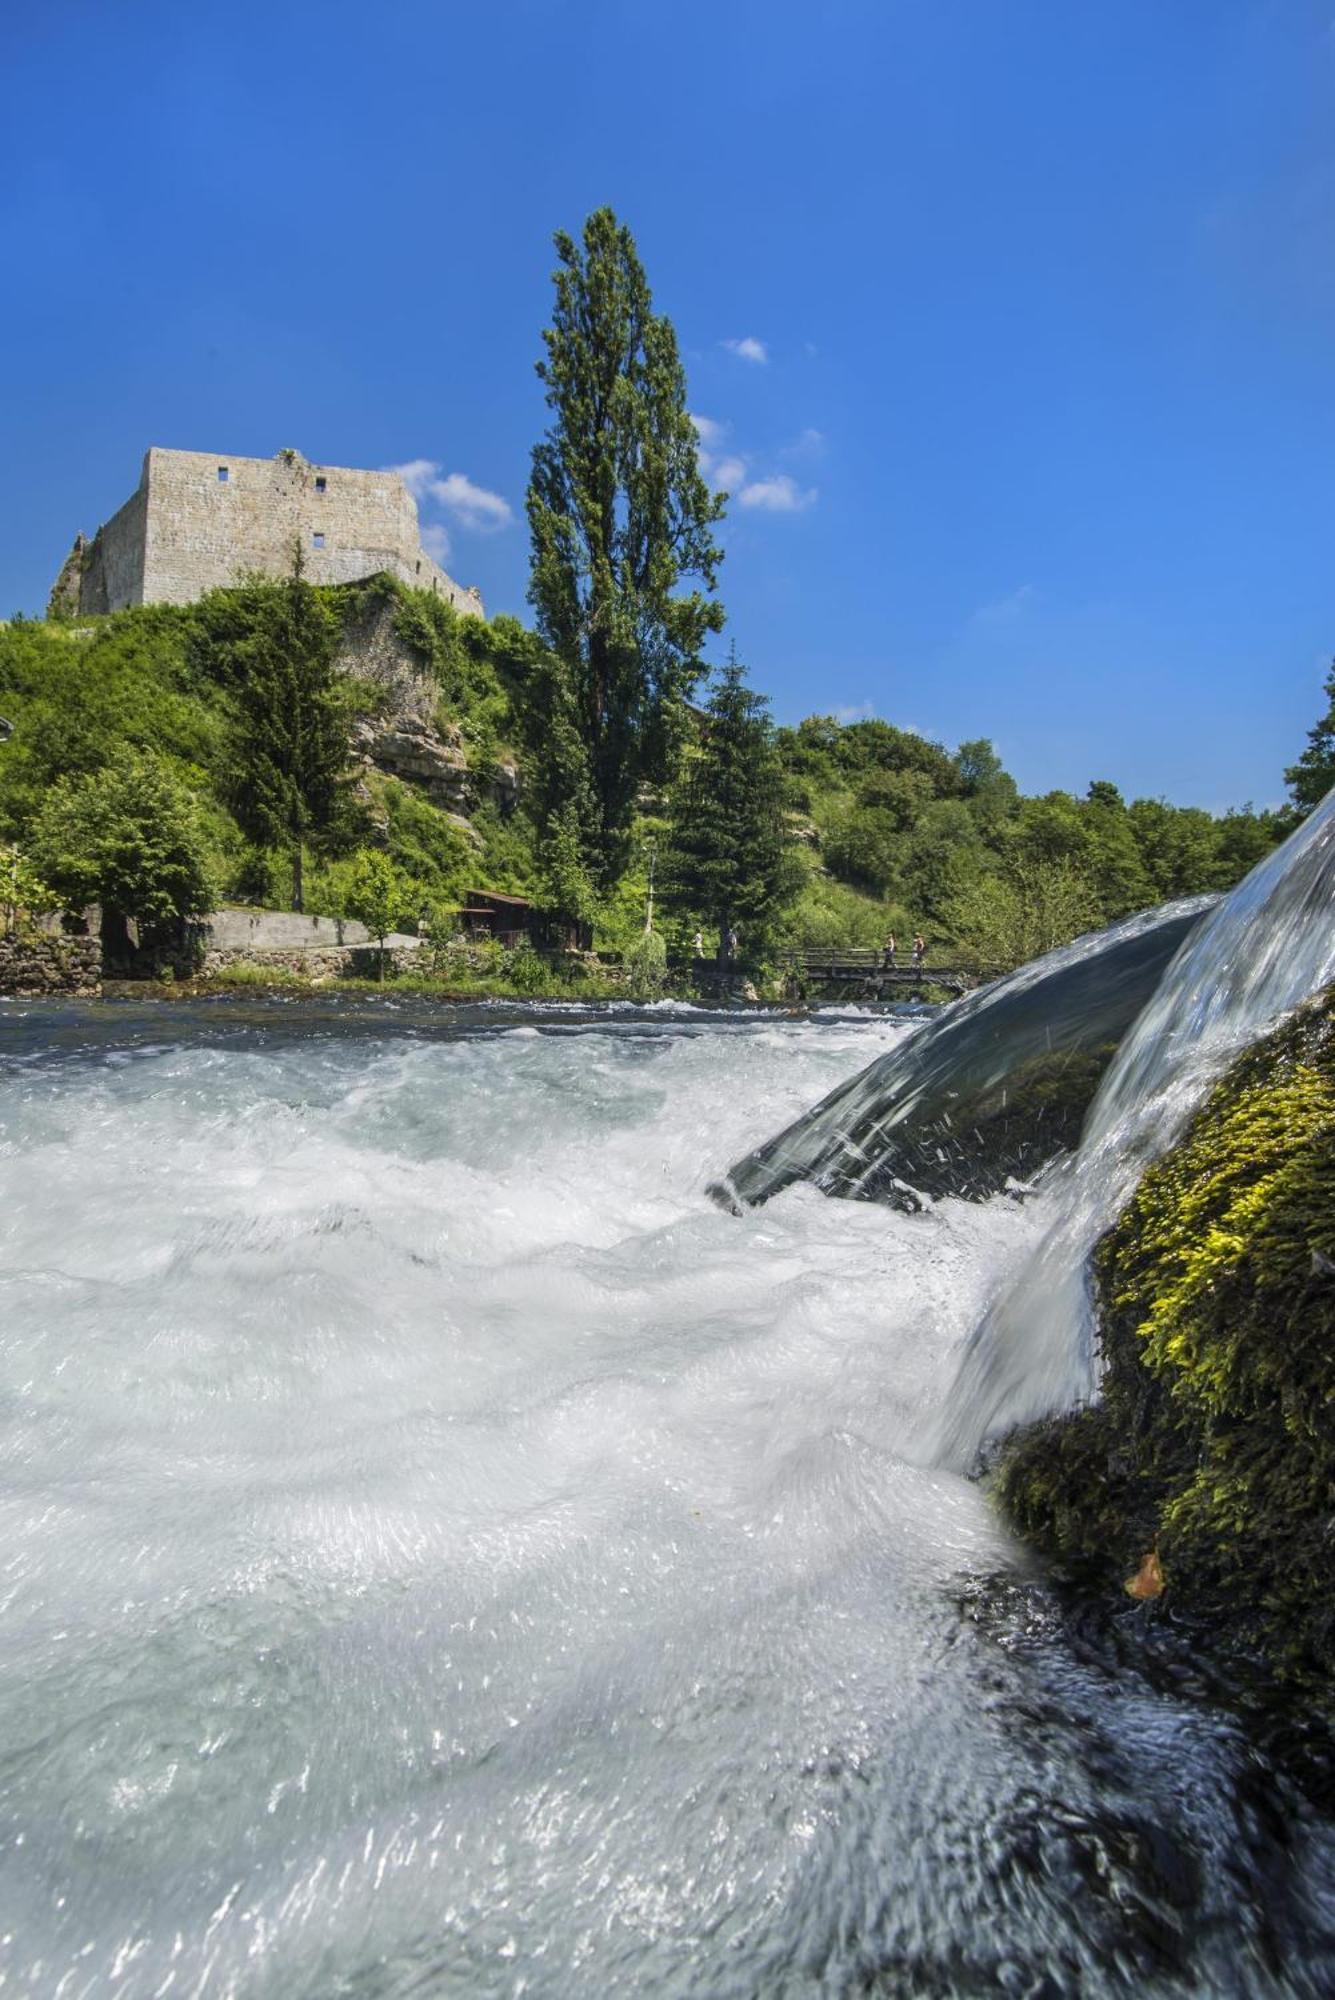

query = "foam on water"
[{"left": 0, "top": 1003, "right": 1331, "bottom": 1996}]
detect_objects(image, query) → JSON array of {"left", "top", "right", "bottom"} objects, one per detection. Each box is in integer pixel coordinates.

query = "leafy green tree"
[
  {"left": 823, "top": 805, "right": 901, "bottom": 895},
  {"left": 1078, "top": 780, "right": 1154, "bottom": 920},
  {"left": 954, "top": 738, "right": 1006, "bottom": 792},
  {"left": 534, "top": 796, "right": 599, "bottom": 930},
  {"left": 1212, "top": 806, "right": 1286, "bottom": 886},
  {"left": 29, "top": 753, "right": 214, "bottom": 943},
  {"left": 1127, "top": 798, "right": 1220, "bottom": 899},
  {"left": 663, "top": 650, "right": 796, "bottom": 973},
  {"left": 1, "top": 844, "right": 59, "bottom": 936},
  {"left": 526, "top": 206, "right": 725, "bottom": 889},
  {"left": 624, "top": 927, "right": 668, "bottom": 999},
  {"left": 344, "top": 849, "right": 405, "bottom": 979},
  {"left": 222, "top": 561, "right": 351, "bottom": 912},
  {"left": 856, "top": 767, "right": 935, "bottom": 829},
  {"left": 898, "top": 798, "right": 989, "bottom": 921},
  {"left": 1007, "top": 792, "right": 1090, "bottom": 870},
  {"left": 1286, "top": 658, "right": 1335, "bottom": 816},
  {"left": 943, "top": 856, "right": 1101, "bottom": 969}
]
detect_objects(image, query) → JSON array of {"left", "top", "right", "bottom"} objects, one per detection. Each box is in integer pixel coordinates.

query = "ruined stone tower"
[{"left": 50, "top": 447, "right": 483, "bottom": 618}]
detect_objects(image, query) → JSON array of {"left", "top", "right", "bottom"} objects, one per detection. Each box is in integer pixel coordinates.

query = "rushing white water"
[
  {"left": 719, "top": 897, "right": 1213, "bottom": 1211},
  {"left": 1, "top": 999, "right": 1332, "bottom": 1997},
  {"left": 934, "top": 787, "right": 1335, "bottom": 1470}
]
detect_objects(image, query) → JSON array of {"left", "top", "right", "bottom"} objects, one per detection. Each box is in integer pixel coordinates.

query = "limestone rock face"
[
  {"left": 351, "top": 714, "right": 471, "bottom": 811},
  {"left": 335, "top": 590, "right": 438, "bottom": 727},
  {"left": 48, "top": 536, "right": 87, "bottom": 620},
  {"left": 996, "top": 985, "right": 1335, "bottom": 1699},
  {"left": 492, "top": 758, "right": 520, "bottom": 814}
]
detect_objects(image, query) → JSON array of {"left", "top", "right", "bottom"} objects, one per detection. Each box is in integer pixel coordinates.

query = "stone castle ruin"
[{"left": 50, "top": 447, "right": 483, "bottom": 619}]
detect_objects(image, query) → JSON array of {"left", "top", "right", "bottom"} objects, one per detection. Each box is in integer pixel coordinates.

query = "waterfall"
[
  {"left": 931, "top": 786, "right": 1335, "bottom": 1470},
  {"left": 716, "top": 896, "right": 1213, "bottom": 1212}
]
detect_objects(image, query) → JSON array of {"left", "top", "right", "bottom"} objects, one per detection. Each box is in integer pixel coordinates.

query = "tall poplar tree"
[
  {"left": 223, "top": 555, "right": 349, "bottom": 911},
  {"left": 664, "top": 650, "right": 797, "bottom": 972},
  {"left": 527, "top": 207, "right": 725, "bottom": 892}
]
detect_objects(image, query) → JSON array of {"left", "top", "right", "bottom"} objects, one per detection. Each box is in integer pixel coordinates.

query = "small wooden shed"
[{"left": 460, "top": 890, "right": 593, "bottom": 955}]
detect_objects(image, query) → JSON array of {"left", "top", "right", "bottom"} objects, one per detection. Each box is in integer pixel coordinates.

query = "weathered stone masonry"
[
  {"left": 0, "top": 933, "right": 101, "bottom": 997},
  {"left": 51, "top": 448, "right": 483, "bottom": 619}
]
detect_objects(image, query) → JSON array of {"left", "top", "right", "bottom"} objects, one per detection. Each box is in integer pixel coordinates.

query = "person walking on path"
[
  {"left": 912, "top": 933, "right": 926, "bottom": 968},
  {"left": 882, "top": 931, "right": 897, "bottom": 970}
]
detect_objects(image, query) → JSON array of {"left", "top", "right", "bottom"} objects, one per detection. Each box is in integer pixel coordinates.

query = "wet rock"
[{"left": 997, "top": 984, "right": 1335, "bottom": 1702}]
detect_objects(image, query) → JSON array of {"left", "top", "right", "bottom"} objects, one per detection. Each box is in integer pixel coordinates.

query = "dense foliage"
[
  {"left": 526, "top": 207, "right": 725, "bottom": 895},
  {"left": 0, "top": 581, "right": 1297, "bottom": 977},
  {"left": 29, "top": 751, "right": 214, "bottom": 939},
  {"left": 777, "top": 715, "right": 1287, "bottom": 965}
]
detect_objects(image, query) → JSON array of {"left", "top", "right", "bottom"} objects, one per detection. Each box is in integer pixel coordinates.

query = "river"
[{"left": 0, "top": 997, "right": 1332, "bottom": 1997}]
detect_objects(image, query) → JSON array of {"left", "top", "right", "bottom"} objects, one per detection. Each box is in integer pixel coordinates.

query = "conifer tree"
[
  {"left": 527, "top": 207, "right": 725, "bottom": 894},
  {"left": 1287, "top": 657, "right": 1335, "bottom": 816},
  {"left": 664, "top": 649, "right": 797, "bottom": 973},
  {"left": 223, "top": 554, "right": 350, "bottom": 911}
]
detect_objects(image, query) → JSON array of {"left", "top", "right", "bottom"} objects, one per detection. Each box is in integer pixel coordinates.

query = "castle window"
[
  {"left": 312, "top": 532, "right": 325, "bottom": 550},
  {"left": 415, "top": 559, "right": 421, "bottom": 573},
  {"left": 217, "top": 466, "right": 229, "bottom": 483},
  {"left": 314, "top": 476, "right": 327, "bottom": 493}
]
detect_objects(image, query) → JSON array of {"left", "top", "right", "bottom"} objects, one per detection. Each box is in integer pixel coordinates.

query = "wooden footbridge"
[{"left": 777, "top": 949, "right": 1001, "bottom": 1001}]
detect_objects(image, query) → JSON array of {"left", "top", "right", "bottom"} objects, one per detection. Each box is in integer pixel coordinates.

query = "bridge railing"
[{"left": 778, "top": 949, "right": 1004, "bottom": 974}]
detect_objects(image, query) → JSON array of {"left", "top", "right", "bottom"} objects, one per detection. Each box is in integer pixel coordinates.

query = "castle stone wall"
[
  {"left": 62, "top": 448, "right": 482, "bottom": 618},
  {"left": 82, "top": 479, "right": 150, "bottom": 615}
]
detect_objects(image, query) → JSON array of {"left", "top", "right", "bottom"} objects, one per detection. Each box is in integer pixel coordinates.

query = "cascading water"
[
  {"left": 1, "top": 994, "right": 1333, "bottom": 1996},
  {"left": 717, "top": 896, "right": 1214, "bottom": 1212},
  {"left": 933, "top": 785, "right": 1335, "bottom": 1471}
]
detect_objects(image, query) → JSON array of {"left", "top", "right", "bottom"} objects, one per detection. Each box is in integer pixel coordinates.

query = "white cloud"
[
  {"left": 420, "top": 522, "right": 452, "bottom": 563},
  {"left": 694, "top": 416, "right": 822, "bottom": 509},
  {"left": 691, "top": 415, "right": 747, "bottom": 491},
  {"left": 430, "top": 471, "right": 514, "bottom": 532},
  {"left": 783, "top": 426, "right": 825, "bottom": 456},
  {"left": 737, "top": 473, "right": 817, "bottom": 513},
  {"left": 835, "top": 701, "right": 876, "bottom": 723},
  {"left": 385, "top": 460, "right": 514, "bottom": 534},
  {"left": 711, "top": 455, "right": 748, "bottom": 492},
  {"left": 387, "top": 458, "right": 438, "bottom": 504},
  {"left": 723, "top": 336, "right": 768, "bottom": 365}
]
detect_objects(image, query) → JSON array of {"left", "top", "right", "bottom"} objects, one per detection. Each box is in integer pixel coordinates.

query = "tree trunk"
[{"left": 292, "top": 844, "right": 304, "bottom": 914}]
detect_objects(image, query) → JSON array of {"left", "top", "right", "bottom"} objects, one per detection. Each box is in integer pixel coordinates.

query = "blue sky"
[{"left": 3, "top": 0, "right": 1334, "bottom": 810}]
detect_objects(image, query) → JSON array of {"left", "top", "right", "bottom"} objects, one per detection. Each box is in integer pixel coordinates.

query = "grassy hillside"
[{"left": 0, "top": 577, "right": 1290, "bottom": 969}]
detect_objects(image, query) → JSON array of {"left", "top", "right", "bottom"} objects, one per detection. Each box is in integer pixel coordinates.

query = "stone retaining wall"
[
  {"left": 200, "top": 944, "right": 423, "bottom": 981},
  {"left": 0, "top": 932, "right": 102, "bottom": 996}
]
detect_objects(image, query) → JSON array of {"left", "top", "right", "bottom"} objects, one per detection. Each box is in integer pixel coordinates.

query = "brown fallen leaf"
[{"left": 1124, "top": 1550, "right": 1164, "bottom": 1600}]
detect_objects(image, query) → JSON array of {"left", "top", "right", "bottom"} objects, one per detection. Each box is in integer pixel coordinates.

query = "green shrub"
[{"left": 625, "top": 928, "right": 668, "bottom": 999}]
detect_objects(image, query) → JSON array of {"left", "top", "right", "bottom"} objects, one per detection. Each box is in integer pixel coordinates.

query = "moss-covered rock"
[{"left": 997, "top": 986, "right": 1335, "bottom": 1696}]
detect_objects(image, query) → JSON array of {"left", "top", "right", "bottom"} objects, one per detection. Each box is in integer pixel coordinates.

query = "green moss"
[{"left": 996, "top": 986, "right": 1335, "bottom": 1696}]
